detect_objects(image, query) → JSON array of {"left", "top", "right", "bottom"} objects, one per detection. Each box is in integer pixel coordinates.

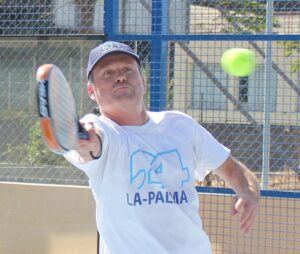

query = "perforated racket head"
[{"left": 37, "top": 64, "right": 79, "bottom": 154}]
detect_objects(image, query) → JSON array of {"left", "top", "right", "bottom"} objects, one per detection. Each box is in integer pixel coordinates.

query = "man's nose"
[{"left": 115, "top": 73, "right": 127, "bottom": 83}]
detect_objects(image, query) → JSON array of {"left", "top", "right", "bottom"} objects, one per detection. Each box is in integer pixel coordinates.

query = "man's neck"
[{"left": 101, "top": 107, "right": 149, "bottom": 126}]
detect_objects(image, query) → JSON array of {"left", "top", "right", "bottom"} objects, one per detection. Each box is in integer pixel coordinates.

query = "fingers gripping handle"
[
  {"left": 78, "top": 123, "right": 90, "bottom": 140},
  {"left": 78, "top": 123, "right": 102, "bottom": 159}
]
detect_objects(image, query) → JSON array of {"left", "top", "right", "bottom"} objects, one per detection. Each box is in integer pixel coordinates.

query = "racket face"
[{"left": 37, "top": 64, "right": 78, "bottom": 154}]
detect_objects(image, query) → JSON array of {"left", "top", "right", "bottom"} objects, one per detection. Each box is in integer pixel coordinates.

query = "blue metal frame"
[
  {"left": 104, "top": 0, "right": 119, "bottom": 39},
  {"left": 107, "top": 34, "right": 300, "bottom": 41},
  {"left": 150, "top": 0, "right": 168, "bottom": 111},
  {"left": 103, "top": 0, "right": 299, "bottom": 115},
  {"left": 104, "top": 0, "right": 170, "bottom": 111},
  {"left": 196, "top": 186, "right": 300, "bottom": 199}
]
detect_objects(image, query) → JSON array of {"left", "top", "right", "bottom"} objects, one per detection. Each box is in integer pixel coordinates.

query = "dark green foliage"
[
  {"left": 282, "top": 41, "right": 300, "bottom": 73},
  {"left": 26, "top": 122, "right": 68, "bottom": 166},
  {"left": 4, "top": 121, "right": 68, "bottom": 166}
]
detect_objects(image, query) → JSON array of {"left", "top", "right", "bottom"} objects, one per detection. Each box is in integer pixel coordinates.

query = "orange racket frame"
[{"left": 36, "top": 64, "right": 67, "bottom": 154}]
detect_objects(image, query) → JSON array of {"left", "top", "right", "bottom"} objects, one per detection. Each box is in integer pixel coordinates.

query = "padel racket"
[{"left": 36, "top": 64, "right": 89, "bottom": 155}]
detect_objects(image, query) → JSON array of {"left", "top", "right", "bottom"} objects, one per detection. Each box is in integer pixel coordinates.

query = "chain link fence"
[
  {"left": 0, "top": 1, "right": 299, "bottom": 254},
  {"left": 0, "top": 1, "right": 299, "bottom": 190},
  {"left": 0, "top": 0, "right": 103, "bottom": 35},
  {"left": 0, "top": 39, "right": 101, "bottom": 185}
]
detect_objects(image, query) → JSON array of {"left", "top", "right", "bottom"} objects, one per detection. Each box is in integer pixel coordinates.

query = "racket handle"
[
  {"left": 78, "top": 124, "right": 90, "bottom": 140},
  {"left": 78, "top": 131, "right": 89, "bottom": 140}
]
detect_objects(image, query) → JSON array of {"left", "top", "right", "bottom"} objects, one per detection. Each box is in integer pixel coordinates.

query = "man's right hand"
[{"left": 75, "top": 120, "right": 102, "bottom": 162}]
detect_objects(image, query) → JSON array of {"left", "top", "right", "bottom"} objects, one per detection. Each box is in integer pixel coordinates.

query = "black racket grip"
[{"left": 78, "top": 124, "right": 90, "bottom": 140}]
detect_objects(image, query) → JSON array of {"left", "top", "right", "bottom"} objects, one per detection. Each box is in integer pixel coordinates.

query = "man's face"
[{"left": 88, "top": 53, "right": 146, "bottom": 112}]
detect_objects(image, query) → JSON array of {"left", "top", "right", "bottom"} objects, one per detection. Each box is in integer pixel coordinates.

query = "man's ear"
[{"left": 87, "top": 83, "right": 96, "bottom": 101}]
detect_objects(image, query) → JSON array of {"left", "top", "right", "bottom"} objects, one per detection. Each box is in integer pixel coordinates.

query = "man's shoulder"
[
  {"left": 148, "top": 110, "right": 194, "bottom": 124},
  {"left": 80, "top": 113, "right": 112, "bottom": 127},
  {"left": 148, "top": 110, "right": 190, "bottom": 118}
]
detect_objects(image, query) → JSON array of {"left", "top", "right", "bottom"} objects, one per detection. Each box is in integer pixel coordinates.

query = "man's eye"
[
  {"left": 124, "top": 67, "right": 133, "bottom": 74},
  {"left": 103, "top": 70, "right": 112, "bottom": 78}
]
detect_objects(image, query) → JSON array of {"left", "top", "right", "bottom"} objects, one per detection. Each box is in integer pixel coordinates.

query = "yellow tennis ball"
[{"left": 221, "top": 48, "right": 256, "bottom": 77}]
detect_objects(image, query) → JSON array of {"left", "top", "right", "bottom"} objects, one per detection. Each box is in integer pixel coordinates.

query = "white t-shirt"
[{"left": 65, "top": 111, "right": 230, "bottom": 254}]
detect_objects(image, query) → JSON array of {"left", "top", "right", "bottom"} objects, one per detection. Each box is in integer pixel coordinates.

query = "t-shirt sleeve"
[
  {"left": 63, "top": 114, "right": 109, "bottom": 179},
  {"left": 192, "top": 120, "right": 230, "bottom": 181}
]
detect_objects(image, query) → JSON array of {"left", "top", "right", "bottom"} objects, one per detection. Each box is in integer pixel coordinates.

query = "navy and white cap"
[{"left": 87, "top": 41, "right": 140, "bottom": 78}]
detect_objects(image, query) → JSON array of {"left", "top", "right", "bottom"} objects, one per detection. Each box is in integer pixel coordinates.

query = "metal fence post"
[
  {"left": 262, "top": 0, "right": 274, "bottom": 190},
  {"left": 150, "top": 0, "right": 168, "bottom": 111},
  {"left": 104, "top": 0, "right": 119, "bottom": 39}
]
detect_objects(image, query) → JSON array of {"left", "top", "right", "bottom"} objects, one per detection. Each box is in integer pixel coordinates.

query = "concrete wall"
[
  {"left": 0, "top": 183, "right": 97, "bottom": 254},
  {"left": 1, "top": 183, "right": 299, "bottom": 254}
]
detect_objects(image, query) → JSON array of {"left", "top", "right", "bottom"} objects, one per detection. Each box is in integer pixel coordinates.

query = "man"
[{"left": 65, "top": 41, "right": 260, "bottom": 254}]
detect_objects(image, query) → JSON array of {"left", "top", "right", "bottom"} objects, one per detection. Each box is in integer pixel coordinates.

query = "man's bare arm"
[{"left": 215, "top": 155, "right": 260, "bottom": 233}]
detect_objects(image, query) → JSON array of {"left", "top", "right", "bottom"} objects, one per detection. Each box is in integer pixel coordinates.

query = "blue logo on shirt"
[{"left": 129, "top": 149, "right": 190, "bottom": 190}]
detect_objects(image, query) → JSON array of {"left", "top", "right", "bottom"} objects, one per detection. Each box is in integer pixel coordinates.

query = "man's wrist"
[
  {"left": 89, "top": 134, "right": 102, "bottom": 159},
  {"left": 239, "top": 186, "right": 260, "bottom": 199}
]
